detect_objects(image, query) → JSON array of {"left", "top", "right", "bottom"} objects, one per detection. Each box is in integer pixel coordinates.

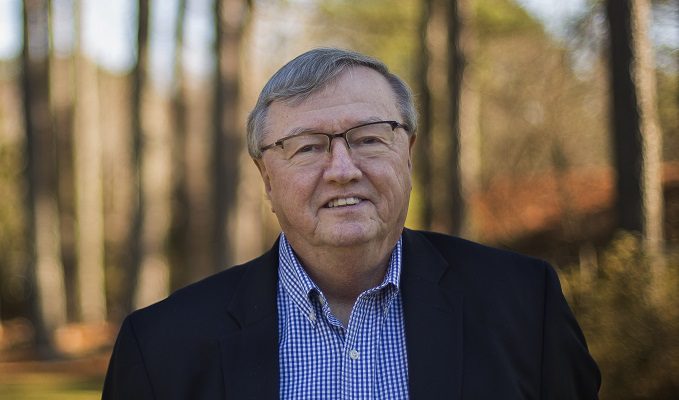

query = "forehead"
[{"left": 265, "top": 67, "right": 400, "bottom": 138}]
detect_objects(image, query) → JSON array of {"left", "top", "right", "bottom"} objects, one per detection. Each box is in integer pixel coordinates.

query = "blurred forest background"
[{"left": 0, "top": 0, "right": 677, "bottom": 398}]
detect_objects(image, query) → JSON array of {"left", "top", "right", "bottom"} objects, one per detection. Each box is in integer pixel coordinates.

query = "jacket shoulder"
[
  {"left": 407, "top": 229, "right": 549, "bottom": 271},
  {"left": 127, "top": 248, "right": 276, "bottom": 333}
]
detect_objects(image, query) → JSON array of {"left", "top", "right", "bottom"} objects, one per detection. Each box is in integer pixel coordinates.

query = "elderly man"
[{"left": 103, "top": 48, "right": 600, "bottom": 399}]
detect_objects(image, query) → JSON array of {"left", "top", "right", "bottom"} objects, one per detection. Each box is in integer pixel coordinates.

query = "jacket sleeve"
[
  {"left": 102, "top": 316, "right": 156, "bottom": 400},
  {"left": 540, "top": 263, "right": 601, "bottom": 399}
]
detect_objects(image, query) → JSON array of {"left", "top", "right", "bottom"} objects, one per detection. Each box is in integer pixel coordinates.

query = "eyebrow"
[{"left": 282, "top": 116, "right": 385, "bottom": 138}]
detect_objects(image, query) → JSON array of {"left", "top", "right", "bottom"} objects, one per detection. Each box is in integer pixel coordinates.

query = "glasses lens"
[
  {"left": 347, "top": 122, "right": 395, "bottom": 157},
  {"left": 282, "top": 134, "right": 330, "bottom": 164},
  {"left": 275, "top": 122, "right": 399, "bottom": 166}
]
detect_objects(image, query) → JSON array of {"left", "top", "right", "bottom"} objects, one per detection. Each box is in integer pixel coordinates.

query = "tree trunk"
[
  {"left": 21, "top": 0, "right": 67, "bottom": 353},
  {"left": 184, "top": 80, "right": 215, "bottom": 281},
  {"left": 446, "top": 0, "right": 465, "bottom": 236},
  {"left": 126, "top": 0, "right": 147, "bottom": 311},
  {"left": 121, "top": 0, "right": 146, "bottom": 313},
  {"left": 129, "top": 0, "right": 173, "bottom": 309},
  {"left": 606, "top": 0, "right": 664, "bottom": 259},
  {"left": 169, "top": 0, "right": 190, "bottom": 290},
  {"left": 424, "top": 0, "right": 449, "bottom": 234},
  {"left": 98, "top": 70, "right": 134, "bottom": 321},
  {"left": 73, "top": 0, "right": 107, "bottom": 323},
  {"left": 414, "top": 0, "right": 434, "bottom": 230},
  {"left": 122, "top": 0, "right": 149, "bottom": 314},
  {"left": 213, "top": 0, "right": 250, "bottom": 270},
  {"left": 457, "top": 0, "right": 480, "bottom": 239},
  {"left": 49, "top": 0, "right": 78, "bottom": 323}
]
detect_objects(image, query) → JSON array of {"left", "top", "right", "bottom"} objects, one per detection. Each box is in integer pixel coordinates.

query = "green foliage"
[
  {"left": 0, "top": 372, "right": 103, "bottom": 400},
  {"left": 472, "top": 0, "right": 610, "bottom": 180},
  {"left": 310, "top": 0, "right": 419, "bottom": 82},
  {"left": 475, "top": 0, "right": 545, "bottom": 38},
  {"left": 561, "top": 232, "right": 679, "bottom": 399}
]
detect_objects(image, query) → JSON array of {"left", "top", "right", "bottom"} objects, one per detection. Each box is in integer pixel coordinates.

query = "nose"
[{"left": 322, "top": 138, "right": 363, "bottom": 183}]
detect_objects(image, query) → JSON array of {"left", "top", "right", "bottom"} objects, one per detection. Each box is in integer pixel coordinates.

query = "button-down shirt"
[{"left": 277, "top": 233, "right": 409, "bottom": 399}]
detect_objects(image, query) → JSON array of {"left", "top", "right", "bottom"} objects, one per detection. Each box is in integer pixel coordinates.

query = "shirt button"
[
  {"left": 309, "top": 311, "right": 316, "bottom": 322},
  {"left": 349, "top": 349, "right": 360, "bottom": 360}
]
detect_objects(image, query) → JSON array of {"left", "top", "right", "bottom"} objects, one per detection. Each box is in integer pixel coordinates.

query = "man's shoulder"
[
  {"left": 126, "top": 248, "right": 277, "bottom": 333},
  {"left": 406, "top": 229, "right": 544, "bottom": 263},
  {"left": 403, "top": 229, "right": 558, "bottom": 317},
  {"left": 404, "top": 229, "right": 552, "bottom": 279}
]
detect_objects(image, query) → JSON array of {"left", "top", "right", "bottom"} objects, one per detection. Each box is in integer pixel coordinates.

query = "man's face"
[{"left": 255, "top": 67, "right": 414, "bottom": 251}]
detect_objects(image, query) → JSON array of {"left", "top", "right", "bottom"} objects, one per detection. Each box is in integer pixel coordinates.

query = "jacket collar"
[
  {"left": 220, "top": 230, "right": 463, "bottom": 400},
  {"left": 401, "top": 229, "right": 463, "bottom": 400},
  {"left": 220, "top": 239, "right": 280, "bottom": 399}
]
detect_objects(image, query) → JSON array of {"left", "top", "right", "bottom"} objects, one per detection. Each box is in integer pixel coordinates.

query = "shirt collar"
[{"left": 278, "top": 233, "right": 403, "bottom": 321}]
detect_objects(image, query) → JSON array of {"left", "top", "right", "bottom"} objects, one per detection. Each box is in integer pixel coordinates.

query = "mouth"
[{"left": 325, "top": 196, "right": 363, "bottom": 208}]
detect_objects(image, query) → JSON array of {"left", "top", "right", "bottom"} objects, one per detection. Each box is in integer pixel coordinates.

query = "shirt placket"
[
  {"left": 277, "top": 234, "right": 406, "bottom": 399},
  {"left": 340, "top": 292, "right": 384, "bottom": 400}
]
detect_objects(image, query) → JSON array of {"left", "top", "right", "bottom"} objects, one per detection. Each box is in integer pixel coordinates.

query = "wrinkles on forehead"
[
  {"left": 281, "top": 116, "right": 387, "bottom": 139},
  {"left": 262, "top": 67, "right": 400, "bottom": 144}
]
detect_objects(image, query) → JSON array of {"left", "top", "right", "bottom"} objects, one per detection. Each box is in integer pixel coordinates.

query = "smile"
[{"left": 326, "top": 197, "right": 362, "bottom": 208}]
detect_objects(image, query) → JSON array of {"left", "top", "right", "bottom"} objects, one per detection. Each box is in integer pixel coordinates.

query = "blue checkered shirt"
[{"left": 277, "top": 233, "right": 409, "bottom": 399}]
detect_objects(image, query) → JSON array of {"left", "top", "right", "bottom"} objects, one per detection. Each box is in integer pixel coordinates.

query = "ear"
[
  {"left": 407, "top": 134, "right": 417, "bottom": 170},
  {"left": 253, "top": 158, "right": 273, "bottom": 204}
]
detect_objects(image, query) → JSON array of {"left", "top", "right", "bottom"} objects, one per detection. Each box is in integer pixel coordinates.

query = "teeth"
[{"left": 327, "top": 197, "right": 361, "bottom": 208}]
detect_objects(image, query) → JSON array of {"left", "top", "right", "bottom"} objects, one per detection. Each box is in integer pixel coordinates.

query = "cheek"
[
  {"left": 372, "top": 161, "right": 412, "bottom": 206},
  {"left": 267, "top": 173, "right": 291, "bottom": 211},
  {"left": 269, "top": 170, "right": 317, "bottom": 210},
  {"left": 394, "top": 176, "right": 412, "bottom": 207}
]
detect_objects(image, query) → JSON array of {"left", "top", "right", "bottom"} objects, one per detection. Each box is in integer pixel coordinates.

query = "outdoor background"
[{"left": 0, "top": 0, "right": 677, "bottom": 398}]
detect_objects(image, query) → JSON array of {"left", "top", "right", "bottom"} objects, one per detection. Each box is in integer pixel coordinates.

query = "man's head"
[
  {"left": 247, "top": 48, "right": 417, "bottom": 159},
  {"left": 249, "top": 48, "right": 417, "bottom": 254}
]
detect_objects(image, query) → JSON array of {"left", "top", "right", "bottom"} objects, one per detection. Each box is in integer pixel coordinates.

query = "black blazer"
[{"left": 102, "top": 229, "right": 600, "bottom": 399}]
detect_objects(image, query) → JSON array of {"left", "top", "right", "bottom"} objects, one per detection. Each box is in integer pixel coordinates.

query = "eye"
[
  {"left": 348, "top": 123, "right": 394, "bottom": 147},
  {"left": 350, "top": 134, "right": 389, "bottom": 148},
  {"left": 283, "top": 134, "right": 328, "bottom": 159},
  {"left": 288, "top": 142, "right": 326, "bottom": 158},
  {"left": 357, "top": 136, "right": 385, "bottom": 145},
  {"left": 296, "top": 144, "right": 322, "bottom": 154}
]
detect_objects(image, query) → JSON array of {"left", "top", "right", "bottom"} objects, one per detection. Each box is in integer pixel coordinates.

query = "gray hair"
[{"left": 247, "top": 48, "right": 418, "bottom": 159}]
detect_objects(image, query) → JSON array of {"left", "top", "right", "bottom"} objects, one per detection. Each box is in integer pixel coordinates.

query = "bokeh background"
[{"left": 0, "top": 0, "right": 677, "bottom": 398}]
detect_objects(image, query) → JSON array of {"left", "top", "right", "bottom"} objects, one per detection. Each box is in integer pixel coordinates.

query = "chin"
[{"left": 320, "top": 224, "right": 381, "bottom": 247}]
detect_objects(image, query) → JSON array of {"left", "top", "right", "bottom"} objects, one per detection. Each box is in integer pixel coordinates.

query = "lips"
[{"left": 326, "top": 196, "right": 362, "bottom": 208}]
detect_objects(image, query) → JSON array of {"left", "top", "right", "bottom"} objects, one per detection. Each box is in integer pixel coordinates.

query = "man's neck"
[{"left": 287, "top": 238, "right": 396, "bottom": 326}]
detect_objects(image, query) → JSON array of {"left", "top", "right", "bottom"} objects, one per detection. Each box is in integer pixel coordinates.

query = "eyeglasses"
[{"left": 259, "top": 120, "right": 409, "bottom": 166}]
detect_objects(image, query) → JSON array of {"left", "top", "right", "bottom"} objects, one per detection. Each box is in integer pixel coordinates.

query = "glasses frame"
[{"left": 259, "top": 120, "right": 409, "bottom": 156}]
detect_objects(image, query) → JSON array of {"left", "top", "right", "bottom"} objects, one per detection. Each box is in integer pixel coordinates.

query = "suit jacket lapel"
[
  {"left": 218, "top": 231, "right": 464, "bottom": 399},
  {"left": 402, "top": 229, "right": 463, "bottom": 400},
  {"left": 220, "top": 242, "right": 280, "bottom": 400}
]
